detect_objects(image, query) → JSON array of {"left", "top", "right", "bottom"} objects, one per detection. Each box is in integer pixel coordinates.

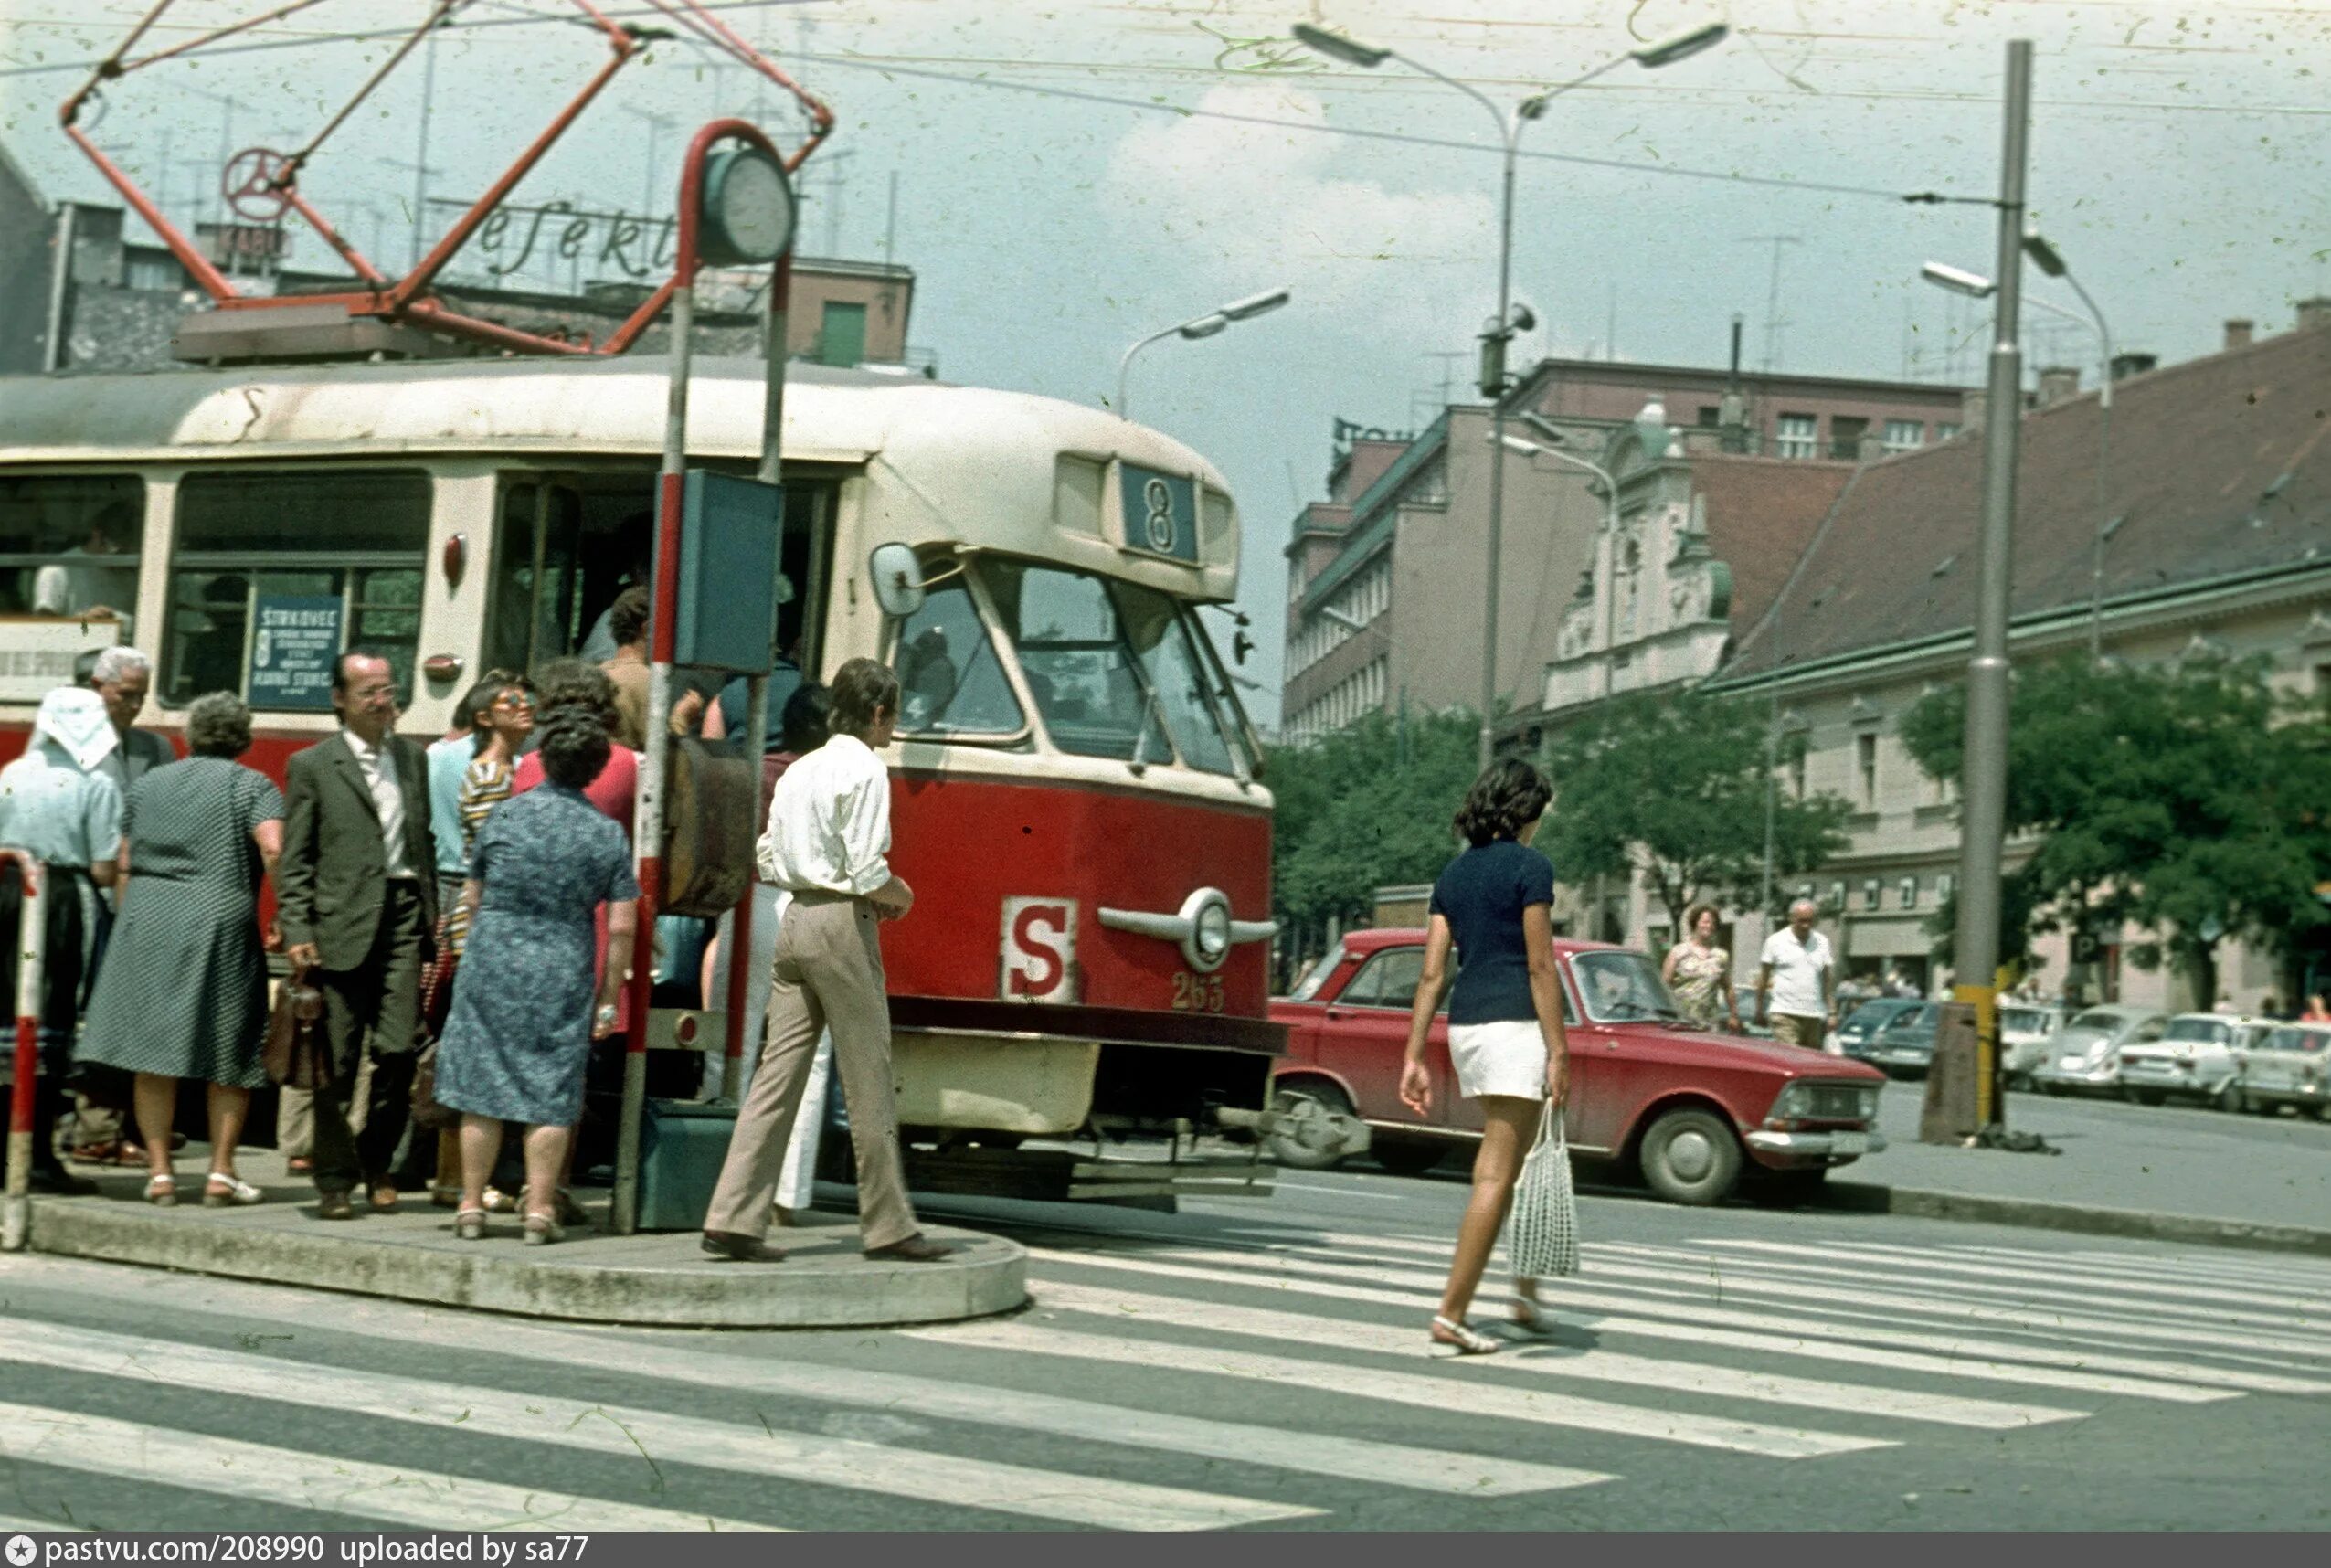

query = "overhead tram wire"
[{"left": 9, "top": 0, "right": 1975, "bottom": 208}]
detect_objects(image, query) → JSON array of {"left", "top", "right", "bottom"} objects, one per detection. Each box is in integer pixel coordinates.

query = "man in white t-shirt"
[{"left": 1756, "top": 899, "right": 1836, "bottom": 1050}]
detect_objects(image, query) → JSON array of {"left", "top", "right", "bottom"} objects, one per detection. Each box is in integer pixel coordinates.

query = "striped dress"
[{"left": 444, "top": 757, "right": 514, "bottom": 959}]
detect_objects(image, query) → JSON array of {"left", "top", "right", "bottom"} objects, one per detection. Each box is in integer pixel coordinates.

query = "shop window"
[
  {"left": 164, "top": 469, "right": 430, "bottom": 709},
  {"left": 0, "top": 473, "right": 144, "bottom": 623}
]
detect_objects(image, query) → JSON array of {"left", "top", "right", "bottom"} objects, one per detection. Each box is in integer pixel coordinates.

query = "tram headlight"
[{"left": 1192, "top": 898, "right": 1233, "bottom": 967}]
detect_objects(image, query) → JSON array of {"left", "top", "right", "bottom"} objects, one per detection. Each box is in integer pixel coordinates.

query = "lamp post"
[
  {"left": 1293, "top": 17, "right": 1728, "bottom": 771},
  {"left": 1923, "top": 249, "right": 2115, "bottom": 659},
  {"left": 1115, "top": 287, "right": 1290, "bottom": 418}
]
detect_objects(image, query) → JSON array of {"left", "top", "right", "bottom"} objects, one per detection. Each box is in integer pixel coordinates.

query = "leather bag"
[
  {"left": 262, "top": 980, "right": 332, "bottom": 1092},
  {"left": 663, "top": 736, "right": 756, "bottom": 917}
]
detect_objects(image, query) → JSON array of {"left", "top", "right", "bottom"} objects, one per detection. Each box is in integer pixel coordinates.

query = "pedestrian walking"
[
  {"left": 1397, "top": 758, "right": 1570, "bottom": 1356},
  {"left": 433, "top": 705, "right": 638, "bottom": 1245},
  {"left": 701, "top": 658, "right": 951, "bottom": 1264},
  {"left": 1756, "top": 899, "right": 1837, "bottom": 1049},
  {"left": 276, "top": 653, "right": 438, "bottom": 1220},
  {"left": 0, "top": 687, "right": 124, "bottom": 1196},
  {"left": 701, "top": 681, "right": 833, "bottom": 1224},
  {"left": 1661, "top": 905, "right": 1739, "bottom": 1032},
  {"left": 77, "top": 694, "right": 283, "bottom": 1207}
]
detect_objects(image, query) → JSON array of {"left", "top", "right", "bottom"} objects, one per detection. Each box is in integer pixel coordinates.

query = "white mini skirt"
[{"left": 1449, "top": 1019, "right": 1549, "bottom": 1101}]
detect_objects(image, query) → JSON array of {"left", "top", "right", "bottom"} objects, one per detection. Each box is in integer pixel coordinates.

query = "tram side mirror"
[{"left": 868, "top": 543, "right": 927, "bottom": 619}]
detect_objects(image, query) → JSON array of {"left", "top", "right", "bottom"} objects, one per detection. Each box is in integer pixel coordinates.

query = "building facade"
[
  {"left": 1525, "top": 307, "right": 2331, "bottom": 1013},
  {"left": 1279, "top": 353, "right": 1966, "bottom": 747}
]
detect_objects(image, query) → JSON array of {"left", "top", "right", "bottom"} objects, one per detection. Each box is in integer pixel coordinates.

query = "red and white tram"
[{"left": 0, "top": 354, "right": 1283, "bottom": 1196}]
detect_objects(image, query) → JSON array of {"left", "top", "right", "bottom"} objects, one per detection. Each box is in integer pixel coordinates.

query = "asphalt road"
[{"left": 4, "top": 1165, "right": 2330, "bottom": 1532}]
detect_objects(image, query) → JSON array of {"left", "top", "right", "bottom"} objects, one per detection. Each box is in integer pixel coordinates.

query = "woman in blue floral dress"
[{"left": 434, "top": 706, "right": 638, "bottom": 1244}]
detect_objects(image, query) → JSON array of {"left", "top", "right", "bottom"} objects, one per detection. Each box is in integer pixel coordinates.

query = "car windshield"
[
  {"left": 1287, "top": 948, "right": 1344, "bottom": 1003},
  {"left": 1572, "top": 950, "right": 1683, "bottom": 1022},
  {"left": 1844, "top": 1001, "right": 1909, "bottom": 1030},
  {"left": 2069, "top": 1011, "right": 2125, "bottom": 1032},
  {"left": 2002, "top": 1008, "right": 2048, "bottom": 1033},
  {"left": 2263, "top": 1027, "right": 2330, "bottom": 1054},
  {"left": 981, "top": 559, "right": 1252, "bottom": 775},
  {"left": 1884, "top": 1005, "right": 1939, "bottom": 1032},
  {"left": 2165, "top": 1018, "right": 2233, "bottom": 1044}
]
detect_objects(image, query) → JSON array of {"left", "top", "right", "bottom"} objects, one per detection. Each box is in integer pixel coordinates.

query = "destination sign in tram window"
[{"left": 163, "top": 468, "right": 430, "bottom": 708}]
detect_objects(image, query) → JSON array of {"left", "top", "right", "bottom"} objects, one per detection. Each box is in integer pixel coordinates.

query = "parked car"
[
  {"left": 2234, "top": 1022, "right": 2331, "bottom": 1118},
  {"left": 1836, "top": 998, "right": 1924, "bottom": 1058},
  {"left": 2000, "top": 1003, "right": 2069, "bottom": 1086},
  {"left": 2117, "top": 1012, "right": 2273, "bottom": 1109},
  {"left": 1268, "top": 930, "right": 1888, "bottom": 1205},
  {"left": 1856, "top": 1003, "right": 1942, "bottom": 1078},
  {"left": 2029, "top": 1005, "right": 2170, "bottom": 1096}
]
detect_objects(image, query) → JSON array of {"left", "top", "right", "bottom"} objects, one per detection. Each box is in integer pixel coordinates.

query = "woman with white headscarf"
[{"left": 0, "top": 685, "right": 124, "bottom": 1195}]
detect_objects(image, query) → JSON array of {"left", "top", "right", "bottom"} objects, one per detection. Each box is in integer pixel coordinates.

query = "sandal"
[
  {"left": 1429, "top": 1315, "right": 1500, "bottom": 1357},
  {"left": 203, "top": 1173, "right": 264, "bottom": 1207},
  {"left": 143, "top": 1173, "right": 177, "bottom": 1207},
  {"left": 454, "top": 1207, "right": 488, "bottom": 1241},
  {"left": 522, "top": 1212, "right": 563, "bottom": 1247},
  {"left": 1510, "top": 1296, "right": 1555, "bottom": 1336}
]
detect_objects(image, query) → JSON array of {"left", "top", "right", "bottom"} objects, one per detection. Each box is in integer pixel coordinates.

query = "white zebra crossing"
[
  {"left": 0, "top": 1401, "right": 779, "bottom": 1532},
  {"left": 0, "top": 1323, "right": 1316, "bottom": 1531}
]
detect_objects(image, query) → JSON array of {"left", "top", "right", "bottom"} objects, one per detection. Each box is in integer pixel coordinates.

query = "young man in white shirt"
[
  {"left": 1756, "top": 898, "right": 1836, "bottom": 1050},
  {"left": 701, "top": 658, "right": 951, "bottom": 1263}
]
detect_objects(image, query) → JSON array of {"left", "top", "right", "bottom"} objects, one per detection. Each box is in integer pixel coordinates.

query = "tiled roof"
[
  {"left": 1722, "top": 323, "right": 2331, "bottom": 679},
  {"left": 1685, "top": 454, "right": 1858, "bottom": 639}
]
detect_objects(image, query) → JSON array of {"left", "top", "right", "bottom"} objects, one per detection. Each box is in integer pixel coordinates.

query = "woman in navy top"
[{"left": 1401, "top": 758, "right": 1571, "bottom": 1355}]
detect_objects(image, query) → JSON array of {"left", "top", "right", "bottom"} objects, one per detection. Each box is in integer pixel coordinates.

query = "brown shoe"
[
  {"left": 701, "top": 1230, "right": 786, "bottom": 1263},
  {"left": 367, "top": 1183, "right": 399, "bottom": 1213},
  {"left": 864, "top": 1233, "right": 956, "bottom": 1263},
  {"left": 316, "top": 1191, "right": 355, "bottom": 1221}
]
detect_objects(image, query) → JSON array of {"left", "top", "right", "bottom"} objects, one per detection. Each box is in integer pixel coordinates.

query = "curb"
[
  {"left": 25, "top": 1200, "right": 1028, "bottom": 1328},
  {"left": 1824, "top": 1181, "right": 2331, "bottom": 1257}
]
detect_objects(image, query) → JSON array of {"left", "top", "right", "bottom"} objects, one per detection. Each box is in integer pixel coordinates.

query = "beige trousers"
[
  {"left": 703, "top": 892, "right": 918, "bottom": 1251},
  {"left": 276, "top": 1052, "right": 375, "bottom": 1158}
]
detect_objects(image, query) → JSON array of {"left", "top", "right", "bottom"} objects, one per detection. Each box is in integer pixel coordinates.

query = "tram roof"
[{"left": 0, "top": 355, "right": 1232, "bottom": 493}]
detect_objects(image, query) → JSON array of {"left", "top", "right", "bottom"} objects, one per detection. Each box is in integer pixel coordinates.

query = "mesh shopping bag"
[{"left": 1503, "top": 1107, "right": 1580, "bottom": 1278}]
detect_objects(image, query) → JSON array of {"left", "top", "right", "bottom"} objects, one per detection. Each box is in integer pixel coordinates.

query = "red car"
[{"left": 1267, "top": 928, "right": 1888, "bottom": 1205}]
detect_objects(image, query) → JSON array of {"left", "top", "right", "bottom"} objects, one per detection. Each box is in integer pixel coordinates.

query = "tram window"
[
  {"left": 984, "top": 562, "right": 1170, "bottom": 763},
  {"left": 0, "top": 474, "right": 144, "bottom": 624},
  {"left": 1111, "top": 581, "right": 1238, "bottom": 776},
  {"left": 485, "top": 482, "right": 586, "bottom": 676},
  {"left": 890, "top": 574, "right": 1023, "bottom": 738},
  {"left": 163, "top": 469, "right": 430, "bottom": 708}
]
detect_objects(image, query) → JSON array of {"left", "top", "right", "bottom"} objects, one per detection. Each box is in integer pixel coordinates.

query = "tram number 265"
[{"left": 1171, "top": 970, "right": 1225, "bottom": 1013}]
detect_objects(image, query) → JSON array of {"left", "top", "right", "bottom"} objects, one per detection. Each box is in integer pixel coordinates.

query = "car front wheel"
[
  {"left": 2215, "top": 1081, "right": 2246, "bottom": 1114},
  {"left": 1638, "top": 1107, "right": 1743, "bottom": 1206},
  {"left": 1266, "top": 1084, "right": 1357, "bottom": 1171}
]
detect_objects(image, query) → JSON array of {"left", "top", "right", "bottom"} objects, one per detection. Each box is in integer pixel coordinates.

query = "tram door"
[{"left": 486, "top": 468, "right": 833, "bottom": 682}]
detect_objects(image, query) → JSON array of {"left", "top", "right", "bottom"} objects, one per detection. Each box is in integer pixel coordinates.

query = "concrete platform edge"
[
  {"left": 22, "top": 1202, "right": 1029, "bottom": 1328},
  {"left": 1826, "top": 1181, "right": 2331, "bottom": 1257}
]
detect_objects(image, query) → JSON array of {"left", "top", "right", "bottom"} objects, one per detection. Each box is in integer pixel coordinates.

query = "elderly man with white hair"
[
  {"left": 1755, "top": 898, "right": 1838, "bottom": 1051},
  {"left": 87, "top": 646, "right": 176, "bottom": 800}
]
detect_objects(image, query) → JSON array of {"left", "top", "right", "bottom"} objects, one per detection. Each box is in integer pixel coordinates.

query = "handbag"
[
  {"left": 262, "top": 980, "right": 332, "bottom": 1092},
  {"left": 1502, "top": 1106, "right": 1581, "bottom": 1279},
  {"left": 419, "top": 906, "right": 461, "bottom": 1043},
  {"left": 408, "top": 1039, "right": 459, "bottom": 1131}
]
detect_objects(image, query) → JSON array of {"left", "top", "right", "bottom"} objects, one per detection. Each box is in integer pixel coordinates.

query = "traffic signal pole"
[{"left": 1951, "top": 39, "right": 2033, "bottom": 1135}]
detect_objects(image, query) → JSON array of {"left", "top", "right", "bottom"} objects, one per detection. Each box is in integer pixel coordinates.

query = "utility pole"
[{"left": 1950, "top": 39, "right": 2035, "bottom": 1137}]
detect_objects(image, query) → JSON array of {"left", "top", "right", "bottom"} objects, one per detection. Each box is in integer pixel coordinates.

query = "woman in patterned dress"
[
  {"left": 1662, "top": 905, "right": 1740, "bottom": 1032},
  {"left": 434, "top": 706, "right": 639, "bottom": 1244},
  {"left": 78, "top": 694, "right": 283, "bottom": 1207}
]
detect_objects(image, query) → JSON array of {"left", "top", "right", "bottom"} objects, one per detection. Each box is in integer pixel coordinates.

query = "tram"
[{"left": 0, "top": 353, "right": 1285, "bottom": 1200}]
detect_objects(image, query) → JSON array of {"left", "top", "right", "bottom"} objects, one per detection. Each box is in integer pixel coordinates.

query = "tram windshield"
[{"left": 892, "top": 556, "right": 1256, "bottom": 777}]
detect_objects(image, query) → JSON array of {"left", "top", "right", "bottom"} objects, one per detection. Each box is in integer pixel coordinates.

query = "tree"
[
  {"left": 1267, "top": 708, "right": 1479, "bottom": 936},
  {"left": 1539, "top": 687, "right": 1854, "bottom": 936},
  {"left": 1900, "top": 655, "right": 2331, "bottom": 1003}
]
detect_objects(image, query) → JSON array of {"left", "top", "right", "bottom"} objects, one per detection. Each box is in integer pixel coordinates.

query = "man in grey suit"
[{"left": 278, "top": 652, "right": 438, "bottom": 1219}]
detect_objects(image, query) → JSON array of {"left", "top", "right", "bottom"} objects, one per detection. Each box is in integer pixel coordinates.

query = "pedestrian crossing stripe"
[
  {"left": 1196, "top": 1223, "right": 2331, "bottom": 1376},
  {"left": 0, "top": 1326, "right": 1317, "bottom": 1531},
  {"left": 1671, "top": 1238, "right": 2331, "bottom": 1328},
  {"left": 1016, "top": 1275, "right": 2082, "bottom": 1429},
  {"left": 1043, "top": 1235, "right": 2331, "bottom": 1396},
  {"left": 910, "top": 1310, "right": 1883, "bottom": 1457},
  {"left": 1930, "top": 1242, "right": 2331, "bottom": 1295},
  {"left": 0, "top": 1399, "right": 779, "bottom": 1533},
  {"left": 0, "top": 1268, "right": 1598, "bottom": 1501}
]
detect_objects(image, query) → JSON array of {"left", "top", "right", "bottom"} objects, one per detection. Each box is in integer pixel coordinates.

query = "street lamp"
[
  {"left": 1922, "top": 241, "right": 2116, "bottom": 658},
  {"left": 1115, "top": 286, "right": 1291, "bottom": 418},
  {"left": 1293, "top": 16, "right": 1729, "bottom": 769}
]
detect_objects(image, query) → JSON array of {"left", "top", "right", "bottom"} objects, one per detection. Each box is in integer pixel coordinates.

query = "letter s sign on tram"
[{"left": 1001, "top": 897, "right": 1079, "bottom": 1003}]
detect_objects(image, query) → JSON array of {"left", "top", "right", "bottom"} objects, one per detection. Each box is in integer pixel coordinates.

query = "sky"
[{"left": 4, "top": 0, "right": 2329, "bottom": 726}]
